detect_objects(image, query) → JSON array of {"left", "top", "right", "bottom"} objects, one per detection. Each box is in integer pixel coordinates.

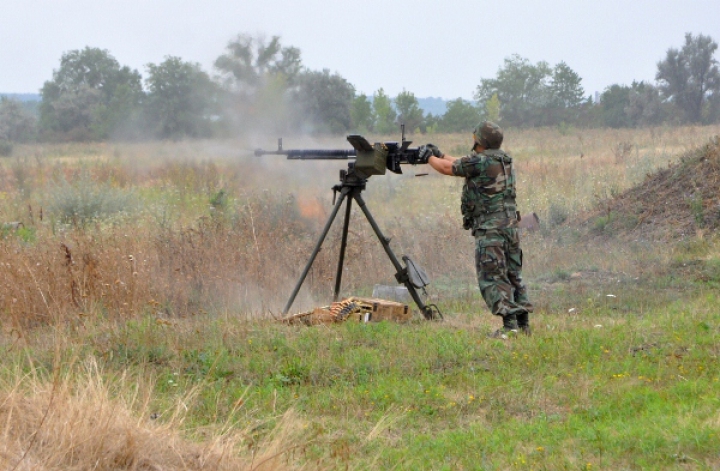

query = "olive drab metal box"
[{"left": 347, "top": 135, "right": 387, "bottom": 176}]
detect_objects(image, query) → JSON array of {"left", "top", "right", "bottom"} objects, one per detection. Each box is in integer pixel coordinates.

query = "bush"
[
  {"left": 0, "top": 139, "right": 12, "bottom": 157},
  {"left": 547, "top": 201, "right": 569, "bottom": 226},
  {"left": 47, "top": 173, "right": 136, "bottom": 227}
]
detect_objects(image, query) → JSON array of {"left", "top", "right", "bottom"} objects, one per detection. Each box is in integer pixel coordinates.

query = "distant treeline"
[{"left": 1, "top": 32, "right": 719, "bottom": 150}]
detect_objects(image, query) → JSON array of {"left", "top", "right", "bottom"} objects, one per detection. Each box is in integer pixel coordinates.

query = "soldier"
[{"left": 418, "top": 122, "right": 533, "bottom": 338}]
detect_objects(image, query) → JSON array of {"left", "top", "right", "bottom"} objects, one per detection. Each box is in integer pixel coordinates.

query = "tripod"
[{"left": 282, "top": 166, "right": 441, "bottom": 320}]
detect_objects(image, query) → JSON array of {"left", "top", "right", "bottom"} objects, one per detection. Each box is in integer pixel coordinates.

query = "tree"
[
  {"left": 599, "top": 84, "right": 632, "bottom": 128},
  {"left": 292, "top": 69, "right": 355, "bottom": 134},
  {"left": 214, "top": 33, "right": 302, "bottom": 132},
  {"left": 145, "top": 57, "right": 219, "bottom": 139},
  {"left": 547, "top": 61, "right": 585, "bottom": 123},
  {"left": 351, "top": 94, "right": 373, "bottom": 132},
  {"left": 372, "top": 88, "right": 397, "bottom": 134},
  {"left": 598, "top": 81, "right": 667, "bottom": 128},
  {"left": 475, "top": 55, "right": 552, "bottom": 127},
  {"left": 214, "top": 34, "right": 301, "bottom": 92},
  {"left": 0, "top": 97, "right": 37, "bottom": 143},
  {"left": 625, "top": 82, "right": 666, "bottom": 127},
  {"left": 394, "top": 89, "right": 424, "bottom": 132},
  {"left": 549, "top": 62, "right": 585, "bottom": 108},
  {"left": 485, "top": 93, "right": 501, "bottom": 123},
  {"left": 656, "top": 33, "right": 720, "bottom": 123},
  {"left": 439, "top": 98, "right": 481, "bottom": 133},
  {"left": 39, "top": 47, "right": 142, "bottom": 140}
]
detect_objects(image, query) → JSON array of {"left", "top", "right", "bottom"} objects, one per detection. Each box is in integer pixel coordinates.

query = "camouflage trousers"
[{"left": 474, "top": 227, "right": 533, "bottom": 320}]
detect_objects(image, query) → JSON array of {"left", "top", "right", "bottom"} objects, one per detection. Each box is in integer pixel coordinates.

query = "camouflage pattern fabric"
[
  {"left": 473, "top": 121, "right": 504, "bottom": 149},
  {"left": 453, "top": 149, "right": 517, "bottom": 230},
  {"left": 452, "top": 148, "right": 533, "bottom": 321},
  {"left": 474, "top": 227, "right": 533, "bottom": 318}
]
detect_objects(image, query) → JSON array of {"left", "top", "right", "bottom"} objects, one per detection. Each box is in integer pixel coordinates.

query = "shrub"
[
  {"left": 47, "top": 173, "right": 136, "bottom": 227},
  {"left": 0, "top": 139, "right": 12, "bottom": 157},
  {"left": 547, "top": 201, "right": 569, "bottom": 226}
]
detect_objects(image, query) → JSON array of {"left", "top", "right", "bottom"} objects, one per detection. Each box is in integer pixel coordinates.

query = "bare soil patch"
[{"left": 577, "top": 136, "right": 720, "bottom": 242}]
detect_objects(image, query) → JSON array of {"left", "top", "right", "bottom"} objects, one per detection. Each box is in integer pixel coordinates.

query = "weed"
[
  {"left": 47, "top": 171, "right": 136, "bottom": 227},
  {"left": 592, "top": 211, "right": 616, "bottom": 234},
  {"left": 689, "top": 192, "right": 705, "bottom": 227},
  {"left": 547, "top": 201, "right": 569, "bottom": 226}
]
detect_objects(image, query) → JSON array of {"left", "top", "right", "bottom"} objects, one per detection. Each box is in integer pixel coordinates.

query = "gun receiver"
[{"left": 254, "top": 127, "right": 423, "bottom": 176}]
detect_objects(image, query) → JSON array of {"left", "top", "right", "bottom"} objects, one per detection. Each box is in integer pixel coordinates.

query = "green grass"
[
  {"left": 3, "top": 131, "right": 720, "bottom": 468},
  {"left": 4, "top": 287, "right": 719, "bottom": 469}
]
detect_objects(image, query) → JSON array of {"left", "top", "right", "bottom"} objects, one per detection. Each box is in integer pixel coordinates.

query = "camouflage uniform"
[{"left": 451, "top": 130, "right": 533, "bottom": 329}]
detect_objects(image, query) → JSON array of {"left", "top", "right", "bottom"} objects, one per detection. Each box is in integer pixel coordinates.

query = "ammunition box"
[
  {"left": 354, "top": 143, "right": 387, "bottom": 176},
  {"left": 346, "top": 297, "right": 411, "bottom": 322}
]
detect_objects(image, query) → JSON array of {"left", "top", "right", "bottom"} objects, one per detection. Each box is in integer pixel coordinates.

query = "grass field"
[{"left": 1, "top": 125, "right": 719, "bottom": 469}]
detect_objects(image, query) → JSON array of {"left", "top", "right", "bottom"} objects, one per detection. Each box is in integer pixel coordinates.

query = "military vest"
[{"left": 460, "top": 149, "right": 518, "bottom": 230}]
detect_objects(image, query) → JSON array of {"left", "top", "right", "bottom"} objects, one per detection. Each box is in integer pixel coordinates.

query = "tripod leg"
[
  {"left": 333, "top": 193, "right": 353, "bottom": 301},
  {"left": 353, "top": 193, "right": 435, "bottom": 319},
  {"left": 283, "top": 190, "right": 348, "bottom": 315}
]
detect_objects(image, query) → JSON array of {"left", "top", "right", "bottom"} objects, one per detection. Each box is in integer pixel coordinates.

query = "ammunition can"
[{"left": 354, "top": 143, "right": 387, "bottom": 176}]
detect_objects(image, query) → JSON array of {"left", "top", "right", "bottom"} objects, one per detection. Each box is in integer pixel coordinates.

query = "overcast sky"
[{"left": 2, "top": 0, "right": 719, "bottom": 100}]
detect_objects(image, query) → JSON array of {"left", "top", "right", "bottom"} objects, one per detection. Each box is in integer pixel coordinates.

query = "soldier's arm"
[{"left": 428, "top": 155, "right": 457, "bottom": 176}]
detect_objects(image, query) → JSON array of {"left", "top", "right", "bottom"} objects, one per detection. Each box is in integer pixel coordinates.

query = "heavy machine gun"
[
  {"left": 254, "top": 126, "right": 442, "bottom": 321},
  {"left": 254, "top": 126, "right": 426, "bottom": 176}
]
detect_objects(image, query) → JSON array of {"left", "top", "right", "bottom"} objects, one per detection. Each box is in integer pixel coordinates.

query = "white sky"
[{"left": 2, "top": 0, "right": 719, "bottom": 100}]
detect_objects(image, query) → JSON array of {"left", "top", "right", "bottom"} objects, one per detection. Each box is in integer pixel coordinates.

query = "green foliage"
[
  {"left": 601, "top": 82, "right": 667, "bottom": 128},
  {"left": 39, "top": 47, "right": 143, "bottom": 140},
  {"left": 293, "top": 69, "right": 355, "bottom": 134},
  {"left": 485, "top": 93, "right": 501, "bottom": 123},
  {"left": 214, "top": 34, "right": 301, "bottom": 91},
  {"left": 394, "top": 89, "right": 424, "bottom": 132},
  {"left": 600, "top": 84, "right": 632, "bottom": 128},
  {"left": 0, "top": 224, "right": 36, "bottom": 243},
  {"left": 47, "top": 172, "right": 136, "bottom": 227},
  {"left": 592, "top": 211, "right": 617, "bottom": 234},
  {"left": 145, "top": 56, "right": 219, "bottom": 139},
  {"left": 214, "top": 33, "right": 303, "bottom": 134},
  {"left": 689, "top": 193, "right": 705, "bottom": 227},
  {"left": 438, "top": 98, "right": 481, "bottom": 133},
  {"left": 13, "top": 290, "right": 718, "bottom": 469},
  {"left": 209, "top": 188, "right": 229, "bottom": 210},
  {"left": 0, "top": 139, "right": 12, "bottom": 156},
  {"left": 625, "top": 81, "right": 666, "bottom": 126},
  {"left": 475, "top": 54, "right": 551, "bottom": 127},
  {"left": 351, "top": 94, "right": 373, "bottom": 132},
  {"left": 547, "top": 201, "right": 569, "bottom": 226},
  {"left": 547, "top": 61, "right": 585, "bottom": 123},
  {"left": 0, "top": 97, "right": 37, "bottom": 143},
  {"left": 421, "top": 113, "right": 440, "bottom": 134},
  {"left": 656, "top": 33, "right": 720, "bottom": 123},
  {"left": 475, "top": 55, "right": 587, "bottom": 128},
  {"left": 372, "top": 88, "right": 397, "bottom": 134}
]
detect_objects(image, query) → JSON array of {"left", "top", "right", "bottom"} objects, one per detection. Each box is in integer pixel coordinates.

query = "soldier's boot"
[
  {"left": 488, "top": 314, "right": 518, "bottom": 340},
  {"left": 517, "top": 312, "right": 531, "bottom": 336}
]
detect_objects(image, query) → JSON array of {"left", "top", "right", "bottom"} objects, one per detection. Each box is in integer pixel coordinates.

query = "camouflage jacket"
[{"left": 451, "top": 149, "right": 518, "bottom": 230}]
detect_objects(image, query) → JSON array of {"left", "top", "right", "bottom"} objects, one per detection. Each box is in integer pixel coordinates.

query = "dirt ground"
[{"left": 578, "top": 136, "right": 720, "bottom": 242}]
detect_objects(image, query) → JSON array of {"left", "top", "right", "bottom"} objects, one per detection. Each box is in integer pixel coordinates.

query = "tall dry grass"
[
  {"left": 0, "top": 357, "right": 311, "bottom": 470},
  {"left": 1, "top": 125, "right": 719, "bottom": 328}
]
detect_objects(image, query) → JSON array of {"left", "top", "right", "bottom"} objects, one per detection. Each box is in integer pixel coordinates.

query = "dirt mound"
[{"left": 579, "top": 136, "right": 720, "bottom": 241}]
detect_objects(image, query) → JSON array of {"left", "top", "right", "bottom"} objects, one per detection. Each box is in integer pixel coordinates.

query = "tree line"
[{"left": 1, "top": 32, "right": 719, "bottom": 150}]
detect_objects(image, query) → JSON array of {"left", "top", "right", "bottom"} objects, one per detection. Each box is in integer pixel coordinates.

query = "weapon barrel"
[{"left": 254, "top": 148, "right": 356, "bottom": 159}]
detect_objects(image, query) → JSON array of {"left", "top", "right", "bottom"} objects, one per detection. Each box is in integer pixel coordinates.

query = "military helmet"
[{"left": 473, "top": 121, "right": 503, "bottom": 149}]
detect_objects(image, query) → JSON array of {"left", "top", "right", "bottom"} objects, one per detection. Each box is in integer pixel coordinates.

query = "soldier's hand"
[
  {"left": 416, "top": 145, "right": 433, "bottom": 164},
  {"left": 426, "top": 143, "right": 444, "bottom": 158}
]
